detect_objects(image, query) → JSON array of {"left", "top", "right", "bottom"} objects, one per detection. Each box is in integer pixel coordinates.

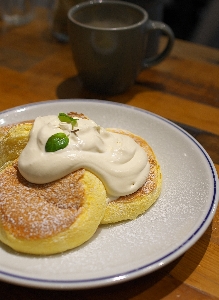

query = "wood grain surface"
[{"left": 0, "top": 7, "right": 219, "bottom": 299}]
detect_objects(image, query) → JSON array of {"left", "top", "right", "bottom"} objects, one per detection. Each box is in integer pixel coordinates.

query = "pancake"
[
  {"left": 0, "top": 161, "right": 106, "bottom": 255},
  {"left": 0, "top": 122, "right": 33, "bottom": 172},
  {"left": 100, "top": 128, "right": 162, "bottom": 224},
  {"left": 0, "top": 113, "right": 161, "bottom": 254}
]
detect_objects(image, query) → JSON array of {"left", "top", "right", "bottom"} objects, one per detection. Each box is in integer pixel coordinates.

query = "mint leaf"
[
  {"left": 58, "top": 113, "right": 78, "bottom": 128},
  {"left": 45, "top": 133, "right": 69, "bottom": 152}
]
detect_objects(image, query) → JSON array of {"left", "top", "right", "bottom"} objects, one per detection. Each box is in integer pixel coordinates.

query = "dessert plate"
[{"left": 0, "top": 99, "right": 218, "bottom": 289}]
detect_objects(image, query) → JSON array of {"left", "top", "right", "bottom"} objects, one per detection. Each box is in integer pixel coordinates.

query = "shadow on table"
[
  {"left": 1, "top": 223, "right": 212, "bottom": 300},
  {"left": 56, "top": 76, "right": 142, "bottom": 104}
]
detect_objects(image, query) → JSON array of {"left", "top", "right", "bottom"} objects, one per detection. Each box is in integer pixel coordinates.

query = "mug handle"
[{"left": 142, "top": 21, "right": 175, "bottom": 68}]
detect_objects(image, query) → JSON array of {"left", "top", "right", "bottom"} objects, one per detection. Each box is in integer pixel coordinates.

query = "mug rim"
[{"left": 68, "top": 0, "right": 148, "bottom": 31}]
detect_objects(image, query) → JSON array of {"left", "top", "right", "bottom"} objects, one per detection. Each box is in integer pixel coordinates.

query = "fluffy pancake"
[
  {"left": 0, "top": 161, "right": 106, "bottom": 255},
  {"left": 0, "top": 122, "right": 33, "bottom": 172},
  {"left": 100, "top": 128, "right": 162, "bottom": 224},
  {"left": 0, "top": 114, "right": 161, "bottom": 254}
]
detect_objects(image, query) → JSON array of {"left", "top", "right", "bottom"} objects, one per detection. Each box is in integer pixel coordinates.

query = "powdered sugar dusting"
[{"left": 0, "top": 162, "right": 85, "bottom": 239}]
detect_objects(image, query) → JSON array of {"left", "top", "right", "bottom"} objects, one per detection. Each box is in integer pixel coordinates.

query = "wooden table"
[{"left": 0, "top": 7, "right": 219, "bottom": 300}]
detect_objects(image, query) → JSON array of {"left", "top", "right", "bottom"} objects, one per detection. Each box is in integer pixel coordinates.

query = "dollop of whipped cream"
[{"left": 18, "top": 115, "right": 150, "bottom": 199}]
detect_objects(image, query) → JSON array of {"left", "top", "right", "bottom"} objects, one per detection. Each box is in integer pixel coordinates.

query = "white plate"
[{"left": 0, "top": 99, "right": 218, "bottom": 289}]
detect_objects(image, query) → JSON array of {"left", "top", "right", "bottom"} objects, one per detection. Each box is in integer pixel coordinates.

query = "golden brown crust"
[
  {"left": 0, "top": 161, "right": 84, "bottom": 240},
  {"left": 68, "top": 112, "right": 88, "bottom": 119}
]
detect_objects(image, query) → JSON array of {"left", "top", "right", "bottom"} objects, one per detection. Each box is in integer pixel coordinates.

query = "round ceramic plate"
[{"left": 0, "top": 99, "right": 218, "bottom": 289}]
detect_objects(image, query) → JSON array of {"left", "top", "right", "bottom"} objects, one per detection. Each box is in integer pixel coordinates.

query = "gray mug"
[{"left": 68, "top": 0, "right": 174, "bottom": 95}]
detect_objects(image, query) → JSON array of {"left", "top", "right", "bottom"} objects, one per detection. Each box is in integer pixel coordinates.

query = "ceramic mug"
[{"left": 68, "top": 0, "right": 174, "bottom": 95}]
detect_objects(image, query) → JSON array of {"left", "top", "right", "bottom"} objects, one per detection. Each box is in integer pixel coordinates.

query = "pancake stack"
[{"left": 0, "top": 114, "right": 162, "bottom": 255}]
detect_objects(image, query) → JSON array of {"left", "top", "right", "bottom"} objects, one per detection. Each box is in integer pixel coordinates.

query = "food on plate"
[
  {"left": 0, "top": 112, "right": 161, "bottom": 255},
  {"left": 0, "top": 122, "right": 32, "bottom": 172},
  {"left": 0, "top": 163, "right": 106, "bottom": 255},
  {"left": 101, "top": 128, "right": 162, "bottom": 224}
]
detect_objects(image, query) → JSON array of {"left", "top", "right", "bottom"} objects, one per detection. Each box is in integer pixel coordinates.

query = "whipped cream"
[{"left": 18, "top": 115, "right": 150, "bottom": 198}]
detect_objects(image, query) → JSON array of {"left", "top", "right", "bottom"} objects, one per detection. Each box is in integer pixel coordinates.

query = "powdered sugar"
[{"left": 0, "top": 163, "right": 84, "bottom": 239}]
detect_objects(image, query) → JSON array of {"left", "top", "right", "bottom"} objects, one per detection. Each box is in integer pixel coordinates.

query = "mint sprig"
[{"left": 58, "top": 113, "right": 78, "bottom": 128}]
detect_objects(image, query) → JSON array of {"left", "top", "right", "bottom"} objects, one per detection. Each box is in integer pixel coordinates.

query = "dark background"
[
  {"left": 164, "top": 0, "right": 208, "bottom": 40},
  {"left": 125, "top": 0, "right": 218, "bottom": 49},
  {"left": 163, "top": 0, "right": 219, "bottom": 48}
]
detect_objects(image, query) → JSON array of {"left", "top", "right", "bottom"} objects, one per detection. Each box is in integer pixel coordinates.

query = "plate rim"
[{"left": 0, "top": 99, "right": 218, "bottom": 289}]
